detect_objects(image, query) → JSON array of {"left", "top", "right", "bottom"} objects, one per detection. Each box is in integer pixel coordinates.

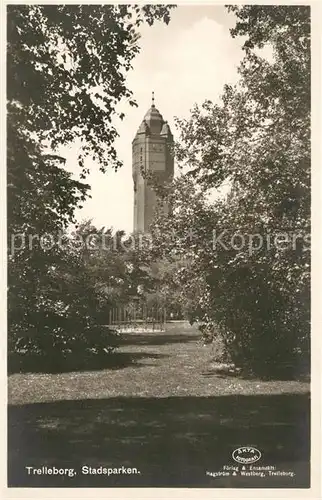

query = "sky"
[{"left": 62, "top": 5, "right": 248, "bottom": 234}]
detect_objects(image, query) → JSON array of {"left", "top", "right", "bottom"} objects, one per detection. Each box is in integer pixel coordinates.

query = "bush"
[{"left": 150, "top": 6, "right": 310, "bottom": 379}]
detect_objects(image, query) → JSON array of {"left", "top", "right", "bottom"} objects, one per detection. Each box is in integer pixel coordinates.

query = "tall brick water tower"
[{"left": 132, "top": 93, "right": 174, "bottom": 232}]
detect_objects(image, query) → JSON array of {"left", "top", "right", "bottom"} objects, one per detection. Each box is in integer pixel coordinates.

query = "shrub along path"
[{"left": 8, "top": 322, "right": 310, "bottom": 487}]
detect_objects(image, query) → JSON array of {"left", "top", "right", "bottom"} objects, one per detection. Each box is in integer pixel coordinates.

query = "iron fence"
[{"left": 107, "top": 304, "right": 166, "bottom": 332}]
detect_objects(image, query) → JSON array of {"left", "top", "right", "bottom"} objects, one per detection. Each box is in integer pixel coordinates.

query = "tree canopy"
[
  {"left": 7, "top": 4, "right": 174, "bottom": 173},
  {"left": 150, "top": 5, "right": 310, "bottom": 377},
  {"left": 7, "top": 4, "right": 175, "bottom": 368}
]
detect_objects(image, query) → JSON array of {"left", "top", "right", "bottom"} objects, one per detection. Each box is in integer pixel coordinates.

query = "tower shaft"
[{"left": 132, "top": 100, "right": 174, "bottom": 233}]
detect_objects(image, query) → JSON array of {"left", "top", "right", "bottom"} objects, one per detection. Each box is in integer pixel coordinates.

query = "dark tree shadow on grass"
[
  {"left": 8, "top": 351, "right": 170, "bottom": 375},
  {"left": 201, "top": 366, "right": 310, "bottom": 382},
  {"left": 119, "top": 332, "right": 199, "bottom": 347},
  {"left": 9, "top": 330, "right": 199, "bottom": 375},
  {"left": 8, "top": 393, "right": 310, "bottom": 488}
]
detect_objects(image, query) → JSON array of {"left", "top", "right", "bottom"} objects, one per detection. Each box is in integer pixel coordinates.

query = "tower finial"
[{"left": 152, "top": 91, "right": 155, "bottom": 108}]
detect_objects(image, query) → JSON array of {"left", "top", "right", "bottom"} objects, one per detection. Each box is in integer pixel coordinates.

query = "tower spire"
[{"left": 151, "top": 91, "right": 155, "bottom": 108}]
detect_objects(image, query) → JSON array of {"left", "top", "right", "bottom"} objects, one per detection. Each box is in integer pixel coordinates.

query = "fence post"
[
  {"left": 144, "top": 304, "right": 147, "bottom": 331},
  {"left": 152, "top": 306, "right": 155, "bottom": 332}
]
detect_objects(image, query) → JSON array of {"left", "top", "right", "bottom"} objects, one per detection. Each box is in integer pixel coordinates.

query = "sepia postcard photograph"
[{"left": 4, "top": 1, "right": 320, "bottom": 495}]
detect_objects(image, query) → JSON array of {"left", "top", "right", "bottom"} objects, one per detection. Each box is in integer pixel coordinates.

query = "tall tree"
[
  {"left": 7, "top": 4, "right": 174, "bottom": 172},
  {"left": 152, "top": 5, "right": 310, "bottom": 377},
  {"left": 7, "top": 4, "right": 174, "bottom": 363}
]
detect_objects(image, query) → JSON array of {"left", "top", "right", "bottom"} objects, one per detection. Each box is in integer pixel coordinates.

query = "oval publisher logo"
[{"left": 232, "top": 447, "right": 261, "bottom": 464}]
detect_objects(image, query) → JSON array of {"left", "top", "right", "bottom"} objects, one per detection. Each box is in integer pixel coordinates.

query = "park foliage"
[
  {"left": 7, "top": 4, "right": 174, "bottom": 370},
  {"left": 8, "top": 5, "right": 310, "bottom": 378},
  {"left": 149, "top": 5, "right": 310, "bottom": 378}
]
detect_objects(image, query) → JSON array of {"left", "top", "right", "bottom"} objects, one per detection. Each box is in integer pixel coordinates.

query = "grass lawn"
[{"left": 8, "top": 322, "right": 310, "bottom": 488}]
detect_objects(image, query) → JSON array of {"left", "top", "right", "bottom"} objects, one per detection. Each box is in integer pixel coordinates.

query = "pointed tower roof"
[
  {"left": 133, "top": 92, "right": 173, "bottom": 140},
  {"left": 144, "top": 105, "right": 163, "bottom": 124}
]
